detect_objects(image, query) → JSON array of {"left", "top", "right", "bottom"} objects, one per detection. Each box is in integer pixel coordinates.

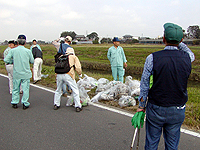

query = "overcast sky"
[{"left": 0, "top": 0, "right": 200, "bottom": 42}]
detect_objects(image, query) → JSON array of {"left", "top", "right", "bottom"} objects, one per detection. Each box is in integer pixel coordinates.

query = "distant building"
[
  {"left": 74, "top": 35, "right": 92, "bottom": 44},
  {"left": 123, "top": 35, "right": 133, "bottom": 40},
  {"left": 75, "top": 35, "right": 86, "bottom": 41},
  {"left": 139, "top": 39, "right": 163, "bottom": 44},
  {"left": 77, "top": 41, "right": 93, "bottom": 44},
  {"left": 139, "top": 38, "right": 195, "bottom": 45}
]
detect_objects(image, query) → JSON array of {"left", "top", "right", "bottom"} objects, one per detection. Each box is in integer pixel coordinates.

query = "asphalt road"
[{"left": 0, "top": 74, "right": 200, "bottom": 150}]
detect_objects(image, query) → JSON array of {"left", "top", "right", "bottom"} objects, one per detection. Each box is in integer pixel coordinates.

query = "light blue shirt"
[
  {"left": 138, "top": 42, "right": 195, "bottom": 108},
  {"left": 30, "top": 44, "right": 42, "bottom": 51},
  {"left": 3, "top": 47, "right": 12, "bottom": 59},
  {"left": 4, "top": 45, "right": 34, "bottom": 79},
  {"left": 107, "top": 46, "right": 127, "bottom": 67}
]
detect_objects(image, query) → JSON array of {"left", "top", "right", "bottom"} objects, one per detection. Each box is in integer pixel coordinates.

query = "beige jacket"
[{"left": 67, "top": 54, "right": 82, "bottom": 79}]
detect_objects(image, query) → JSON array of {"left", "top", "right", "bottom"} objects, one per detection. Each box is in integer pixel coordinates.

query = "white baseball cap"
[{"left": 65, "top": 36, "right": 72, "bottom": 42}]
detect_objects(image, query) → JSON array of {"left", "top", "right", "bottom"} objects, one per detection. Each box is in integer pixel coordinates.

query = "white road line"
[{"left": 1, "top": 73, "right": 200, "bottom": 138}]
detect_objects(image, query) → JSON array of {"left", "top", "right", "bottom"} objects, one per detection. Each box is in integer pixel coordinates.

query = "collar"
[{"left": 164, "top": 46, "right": 178, "bottom": 50}]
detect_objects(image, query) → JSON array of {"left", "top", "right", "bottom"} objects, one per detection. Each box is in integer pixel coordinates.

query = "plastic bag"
[
  {"left": 118, "top": 96, "right": 136, "bottom": 107},
  {"left": 114, "top": 84, "right": 130, "bottom": 99},
  {"left": 41, "top": 74, "right": 49, "bottom": 78},
  {"left": 95, "top": 80, "right": 121, "bottom": 94},
  {"left": 131, "top": 88, "right": 140, "bottom": 96},
  {"left": 66, "top": 96, "right": 74, "bottom": 106},
  {"left": 97, "top": 78, "right": 109, "bottom": 84},
  {"left": 79, "top": 87, "right": 90, "bottom": 106},
  {"left": 125, "top": 76, "right": 140, "bottom": 96},
  {"left": 100, "top": 88, "right": 115, "bottom": 101},
  {"left": 91, "top": 91, "right": 104, "bottom": 102},
  {"left": 77, "top": 74, "right": 98, "bottom": 89}
]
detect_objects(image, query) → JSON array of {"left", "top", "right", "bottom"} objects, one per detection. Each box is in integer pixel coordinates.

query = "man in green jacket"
[
  {"left": 107, "top": 37, "right": 127, "bottom": 83},
  {"left": 4, "top": 34, "right": 34, "bottom": 109}
]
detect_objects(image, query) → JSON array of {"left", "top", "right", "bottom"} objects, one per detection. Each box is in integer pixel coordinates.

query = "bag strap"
[{"left": 60, "top": 42, "right": 63, "bottom": 54}]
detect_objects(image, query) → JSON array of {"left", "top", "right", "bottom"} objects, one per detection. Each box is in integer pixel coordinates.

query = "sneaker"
[
  {"left": 23, "top": 103, "right": 29, "bottom": 110},
  {"left": 75, "top": 107, "right": 82, "bottom": 112},
  {"left": 33, "top": 80, "right": 40, "bottom": 84},
  {"left": 12, "top": 104, "right": 18, "bottom": 109},
  {"left": 54, "top": 104, "right": 60, "bottom": 110}
]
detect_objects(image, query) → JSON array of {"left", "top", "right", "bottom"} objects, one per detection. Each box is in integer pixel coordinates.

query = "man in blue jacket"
[
  {"left": 137, "top": 23, "right": 195, "bottom": 150},
  {"left": 4, "top": 34, "right": 34, "bottom": 109},
  {"left": 107, "top": 37, "right": 127, "bottom": 82}
]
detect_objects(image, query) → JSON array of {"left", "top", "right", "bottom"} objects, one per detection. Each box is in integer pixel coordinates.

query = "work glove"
[{"left": 131, "top": 111, "right": 145, "bottom": 129}]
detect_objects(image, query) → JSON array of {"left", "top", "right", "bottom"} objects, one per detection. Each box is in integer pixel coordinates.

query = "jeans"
[
  {"left": 111, "top": 66, "right": 125, "bottom": 83},
  {"left": 145, "top": 102, "right": 185, "bottom": 150},
  {"left": 54, "top": 74, "right": 81, "bottom": 108},
  {"left": 11, "top": 79, "right": 30, "bottom": 107}
]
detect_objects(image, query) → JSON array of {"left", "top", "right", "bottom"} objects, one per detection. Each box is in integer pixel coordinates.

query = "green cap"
[{"left": 164, "top": 23, "right": 183, "bottom": 44}]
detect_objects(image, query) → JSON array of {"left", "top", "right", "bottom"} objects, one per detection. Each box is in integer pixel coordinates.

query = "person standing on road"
[
  {"left": 4, "top": 40, "right": 23, "bottom": 95},
  {"left": 54, "top": 47, "right": 82, "bottom": 112},
  {"left": 137, "top": 23, "right": 195, "bottom": 150},
  {"left": 4, "top": 34, "right": 34, "bottom": 109},
  {"left": 3, "top": 40, "right": 15, "bottom": 94},
  {"left": 54, "top": 36, "right": 75, "bottom": 96},
  {"left": 107, "top": 37, "right": 127, "bottom": 83},
  {"left": 32, "top": 44, "right": 43, "bottom": 84}
]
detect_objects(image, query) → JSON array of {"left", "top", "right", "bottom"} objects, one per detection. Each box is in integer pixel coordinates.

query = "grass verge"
[{"left": 0, "top": 44, "right": 199, "bottom": 131}]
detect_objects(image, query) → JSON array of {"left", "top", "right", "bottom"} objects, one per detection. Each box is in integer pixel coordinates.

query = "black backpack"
[{"left": 55, "top": 54, "right": 72, "bottom": 74}]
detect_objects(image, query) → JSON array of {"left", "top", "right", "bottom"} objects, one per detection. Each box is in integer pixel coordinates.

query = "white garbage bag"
[
  {"left": 66, "top": 96, "right": 74, "bottom": 106},
  {"left": 118, "top": 95, "right": 136, "bottom": 107},
  {"left": 77, "top": 74, "right": 98, "bottom": 89},
  {"left": 79, "top": 87, "right": 90, "bottom": 106}
]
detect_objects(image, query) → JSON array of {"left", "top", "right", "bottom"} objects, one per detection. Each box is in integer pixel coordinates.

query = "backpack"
[
  {"left": 32, "top": 46, "right": 43, "bottom": 59},
  {"left": 55, "top": 54, "right": 73, "bottom": 74}
]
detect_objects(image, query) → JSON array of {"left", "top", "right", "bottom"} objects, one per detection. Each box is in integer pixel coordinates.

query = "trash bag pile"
[{"left": 76, "top": 74, "right": 140, "bottom": 107}]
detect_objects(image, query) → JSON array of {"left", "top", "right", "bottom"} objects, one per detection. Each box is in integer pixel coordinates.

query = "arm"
[
  {"left": 30, "top": 45, "right": 33, "bottom": 51},
  {"left": 74, "top": 56, "right": 82, "bottom": 75},
  {"left": 178, "top": 42, "right": 195, "bottom": 62},
  {"left": 107, "top": 48, "right": 111, "bottom": 62},
  {"left": 37, "top": 44, "right": 42, "bottom": 51},
  {"left": 58, "top": 43, "right": 63, "bottom": 53},
  {"left": 52, "top": 40, "right": 60, "bottom": 52},
  {"left": 4, "top": 49, "right": 13, "bottom": 64},
  {"left": 137, "top": 54, "right": 153, "bottom": 111},
  {"left": 29, "top": 51, "right": 34, "bottom": 64},
  {"left": 121, "top": 47, "right": 127, "bottom": 63},
  {"left": 121, "top": 47, "right": 127, "bottom": 67}
]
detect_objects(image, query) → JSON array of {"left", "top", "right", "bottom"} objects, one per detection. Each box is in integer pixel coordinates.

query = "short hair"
[
  {"left": 33, "top": 39, "right": 37, "bottom": 42},
  {"left": 17, "top": 39, "right": 26, "bottom": 45},
  {"left": 14, "top": 41, "right": 18, "bottom": 45},
  {"left": 8, "top": 40, "right": 15, "bottom": 44}
]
